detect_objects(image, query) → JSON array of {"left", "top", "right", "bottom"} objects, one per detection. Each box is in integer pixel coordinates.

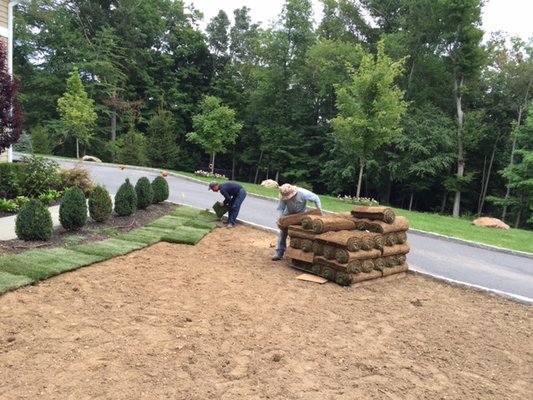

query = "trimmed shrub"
[
  {"left": 59, "top": 187, "right": 88, "bottom": 231},
  {"left": 58, "top": 167, "right": 94, "bottom": 196},
  {"left": 15, "top": 199, "right": 53, "bottom": 241},
  {"left": 0, "top": 162, "right": 26, "bottom": 198},
  {"left": 135, "top": 177, "right": 153, "bottom": 209},
  {"left": 19, "top": 155, "right": 60, "bottom": 197},
  {"left": 89, "top": 185, "right": 113, "bottom": 222},
  {"left": 114, "top": 178, "right": 137, "bottom": 216},
  {"left": 151, "top": 176, "right": 169, "bottom": 204}
]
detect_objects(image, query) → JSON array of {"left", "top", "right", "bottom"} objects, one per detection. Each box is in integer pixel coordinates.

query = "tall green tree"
[
  {"left": 496, "top": 38, "right": 533, "bottom": 221},
  {"left": 437, "top": 0, "right": 485, "bottom": 217},
  {"left": 186, "top": 96, "right": 242, "bottom": 173},
  {"left": 146, "top": 105, "right": 180, "bottom": 169},
  {"left": 331, "top": 41, "right": 408, "bottom": 197},
  {"left": 388, "top": 105, "right": 455, "bottom": 210},
  {"left": 57, "top": 68, "right": 98, "bottom": 158}
]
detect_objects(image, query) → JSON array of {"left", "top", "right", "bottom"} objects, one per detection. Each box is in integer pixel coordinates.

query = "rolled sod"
[
  {"left": 278, "top": 209, "right": 322, "bottom": 229},
  {"left": 351, "top": 206, "right": 396, "bottom": 223}
]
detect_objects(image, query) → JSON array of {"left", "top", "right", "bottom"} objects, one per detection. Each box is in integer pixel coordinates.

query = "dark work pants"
[{"left": 228, "top": 189, "right": 247, "bottom": 225}]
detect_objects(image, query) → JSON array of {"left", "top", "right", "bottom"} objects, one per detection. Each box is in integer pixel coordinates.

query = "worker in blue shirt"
[
  {"left": 208, "top": 181, "right": 247, "bottom": 228},
  {"left": 273, "top": 183, "right": 322, "bottom": 261}
]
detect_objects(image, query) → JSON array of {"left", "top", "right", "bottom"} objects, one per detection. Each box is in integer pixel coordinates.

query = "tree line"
[{"left": 12, "top": 0, "right": 533, "bottom": 228}]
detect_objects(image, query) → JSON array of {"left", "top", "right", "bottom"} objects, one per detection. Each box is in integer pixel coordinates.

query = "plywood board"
[{"left": 295, "top": 273, "right": 328, "bottom": 284}]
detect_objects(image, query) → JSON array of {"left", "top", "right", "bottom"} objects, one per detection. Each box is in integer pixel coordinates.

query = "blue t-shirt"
[{"left": 277, "top": 187, "right": 322, "bottom": 217}]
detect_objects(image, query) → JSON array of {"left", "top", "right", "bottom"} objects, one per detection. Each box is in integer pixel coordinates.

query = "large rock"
[
  {"left": 261, "top": 179, "right": 279, "bottom": 189},
  {"left": 472, "top": 217, "right": 510, "bottom": 230},
  {"left": 82, "top": 155, "right": 102, "bottom": 163}
]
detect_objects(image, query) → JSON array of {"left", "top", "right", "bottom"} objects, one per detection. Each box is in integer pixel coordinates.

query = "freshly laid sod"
[
  {"left": 147, "top": 215, "right": 190, "bottom": 230},
  {"left": 71, "top": 238, "right": 148, "bottom": 258},
  {"left": 0, "top": 205, "right": 219, "bottom": 296},
  {"left": 160, "top": 226, "right": 212, "bottom": 245},
  {"left": 0, "top": 249, "right": 105, "bottom": 281},
  {"left": 0, "top": 271, "right": 34, "bottom": 293},
  {"left": 117, "top": 226, "right": 172, "bottom": 245}
]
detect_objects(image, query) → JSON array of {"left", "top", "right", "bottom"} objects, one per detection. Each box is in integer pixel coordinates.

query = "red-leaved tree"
[{"left": 0, "top": 40, "right": 22, "bottom": 153}]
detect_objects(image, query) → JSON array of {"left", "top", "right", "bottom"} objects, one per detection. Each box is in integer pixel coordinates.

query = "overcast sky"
[{"left": 185, "top": 0, "right": 533, "bottom": 41}]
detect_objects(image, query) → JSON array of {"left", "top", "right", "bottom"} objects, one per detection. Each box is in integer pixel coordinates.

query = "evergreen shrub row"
[{"left": 14, "top": 174, "right": 170, "bottom": 241}]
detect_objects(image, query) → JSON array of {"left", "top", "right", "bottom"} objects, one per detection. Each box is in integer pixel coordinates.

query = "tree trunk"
[
  {"left": 503, "top": 78, "right": 532, "bottom": 221},
  {"left": 408, "top": 192, "right": 414, "bottom": 212},
  {"left": 452, "top": 77, "right": 465, "bottom": 218},
  {"left": 477, "top": 142, "right": 497, "bottom": 215},
  {"left": 210, "top": 151, "right": 216, "bottom": 174},
  {"left": 440, "top": 192, "right": 447, "bottom": 214},
  {"left": 275, "top": 170, "right": 279, "bottom": 183},
  {"left": 111, "top": 106, "right": 117, "bottom": 163},
  {"left": 231, "top": 155, "right": 236, "bottom": 180},
  {"left": 356, "top": 159, "right": 365, "bottom": 198},
  {"left": 254, "top": 149, "right": 263, "bottom": 184},
  {"left": 76, "top": 138, "right": 80, "bottom": 159},
  {"left": 514, "top": 209, "right": 521, "bottom": 229}
]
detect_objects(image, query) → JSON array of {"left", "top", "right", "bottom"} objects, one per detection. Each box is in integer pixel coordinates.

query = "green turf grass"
[
  {"left": 0, "top": 271, "right": 34, "bottom": 293},
  {"left": 0, "top": 249, "right": 105, "bottom": 281},
  {"left": 147, "top": 215, "right": 188, "bottom": 229},
  {"left": 160, "top": 226, "right": 211, "bottom": 245},
  {"left": 117, "top": 226, "right": 174, "bottom": 245},
  {"left": 71, "top": 238, "right": 147, "bottom": 258}
]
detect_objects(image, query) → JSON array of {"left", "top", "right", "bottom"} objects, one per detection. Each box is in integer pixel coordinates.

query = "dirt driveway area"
[{"left": 1, "top": 225, "right": 531, "bottom": 399}]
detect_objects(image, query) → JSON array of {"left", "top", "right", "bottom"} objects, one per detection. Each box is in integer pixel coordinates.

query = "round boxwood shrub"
[
  {"left": 114, "top": 178, "right": 137, "bottom": 216},
  {"left": 151, "top": 176, "right": 169, "bottom": 204},
  {"left": 15, "top": 199, "right": 53, "bottom": 241},
  {"left": 59, "top": 186, "right": 88, "bottom": 231},
  {"left": 88, "top": 185, "right": 112, "bottom": 222},
  {"left": 135, "top": 177, "right": 153, "bottom": 209}
]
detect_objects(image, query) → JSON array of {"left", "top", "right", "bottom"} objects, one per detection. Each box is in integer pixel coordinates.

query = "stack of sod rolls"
[{"left": 283, "top": 206, "right": 410, "bottom": 286}]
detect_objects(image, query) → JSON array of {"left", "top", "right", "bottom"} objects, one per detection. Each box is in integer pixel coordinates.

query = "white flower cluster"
[
  {"left": 194, "top": 170, "right": 227, "bottom": 179},
  {"left": 336, "top": 194, "right": 379, "bottom": 207}
]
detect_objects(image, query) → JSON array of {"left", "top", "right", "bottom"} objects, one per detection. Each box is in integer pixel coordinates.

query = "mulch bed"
[{"left": 0, "top": 202, "right": 179, "bottom": 256}]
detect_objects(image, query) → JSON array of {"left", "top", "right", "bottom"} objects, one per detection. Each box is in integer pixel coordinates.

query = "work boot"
[{"left": 271, "top": 254, "right": 282, "bottom": 261}]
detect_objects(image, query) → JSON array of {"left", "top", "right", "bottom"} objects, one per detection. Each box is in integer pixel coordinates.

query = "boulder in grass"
[
  {"left": 82, "top": 155, "right": 102, "bottom": 163},
  {"left": 472, "top": 217, "right": 510, "bottom": 230},
  {"left": 261, "top": 179, "right": 279, "bottom": 189}
]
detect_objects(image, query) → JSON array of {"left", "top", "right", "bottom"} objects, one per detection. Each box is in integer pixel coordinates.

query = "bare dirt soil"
[{"left": 0, "top": 224, "right": 531, "bottom": 399}]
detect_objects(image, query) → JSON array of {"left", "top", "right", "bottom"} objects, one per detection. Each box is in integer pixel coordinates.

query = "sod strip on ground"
[
  {"left": 0, "top": 270, "right": 34, "bottom": 293},
  {"left": 147, "top": 215, "right": 189, "bottom": 230},
  {"left": 117, "top": 226, "right": 175, "bottom": 245},
  {"left": 169, "top": 206, "right": 207, "bottom": 219},
  {"left": 183, "top": 219, "right": 217, "bottom": 230},
  {"left": 71, "top": 238, "right": 147, "bottom": 258},
  {"left": 0, "top": 249, "right": 105, "bottom": 281},
  {"left": 160, "top": 226, "right": 211, "bottom": 245}
]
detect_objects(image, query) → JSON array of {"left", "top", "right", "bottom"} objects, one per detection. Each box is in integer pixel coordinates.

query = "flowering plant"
[
  {"left": 336, "top": 194, "right": 379, "bottom": 207},
  {"left": 194, "top": 170, "right": 228, "bottom": 179}
]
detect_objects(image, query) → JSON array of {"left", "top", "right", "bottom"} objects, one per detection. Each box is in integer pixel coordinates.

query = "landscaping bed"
[{"left": 0, "top": 202, "right": 179, "bottom": 255}]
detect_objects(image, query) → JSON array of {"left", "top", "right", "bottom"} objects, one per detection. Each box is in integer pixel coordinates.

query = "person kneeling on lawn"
[
  {"left": 208, "top": 181, "right": 247, "bottom": 228},
  {"left": 272, "top": 183, "right": 322, "bottom": 261}
]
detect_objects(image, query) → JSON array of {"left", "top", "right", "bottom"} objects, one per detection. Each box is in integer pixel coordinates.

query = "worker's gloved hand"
[{"left": 217, "top": 201, "right": 225, "bottom": 207}]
